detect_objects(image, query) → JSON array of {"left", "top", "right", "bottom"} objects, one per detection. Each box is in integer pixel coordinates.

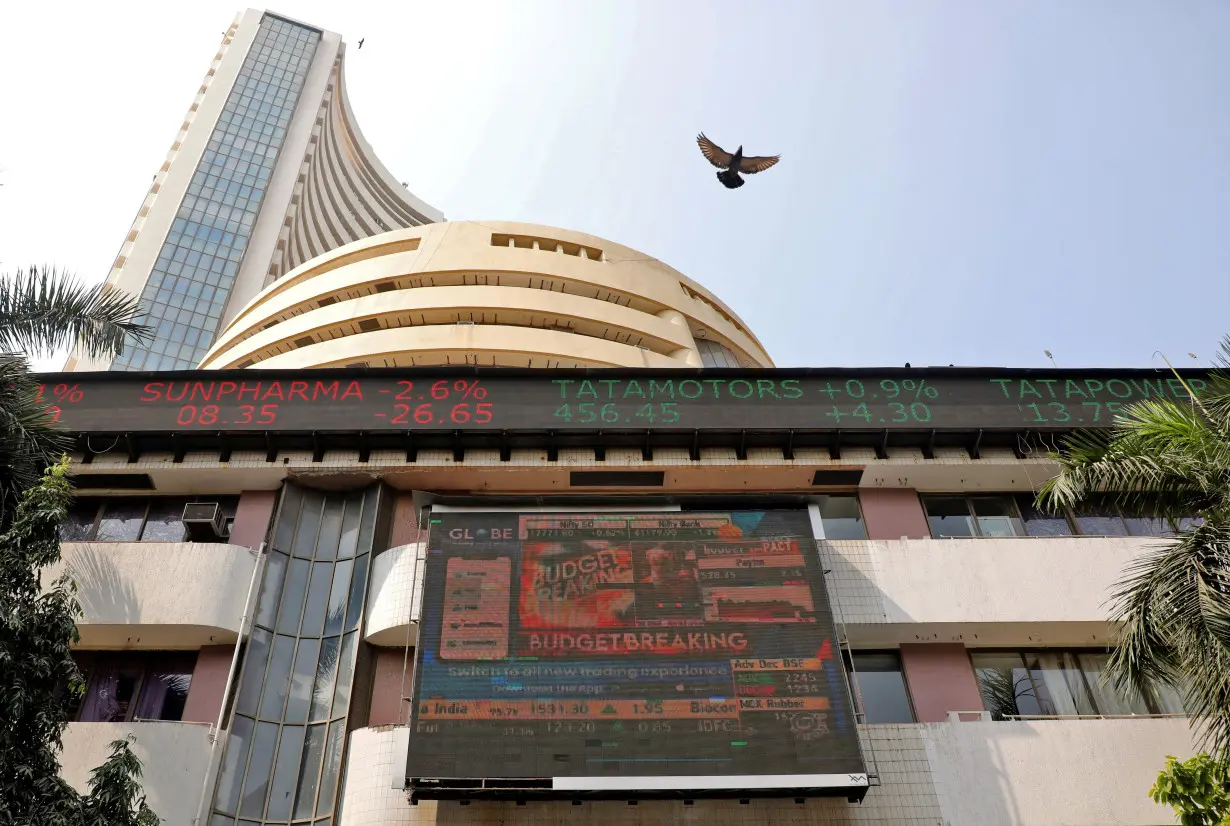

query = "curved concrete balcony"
[
  {"left": 62, "top": 721, "right": 220, "bottom": 826},
  {"left": 47, "top": 542, "right": 259, "bottom": 649},
  {"left": 822, "top": 536, "right": 1161, "bottom": 646},
  {"left": 364, "top": 543, "right": 423, "bottom": 646}
]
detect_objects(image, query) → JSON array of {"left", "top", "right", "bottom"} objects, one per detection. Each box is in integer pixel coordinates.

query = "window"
[
  {"left": 923, "top": 495, "right": 1024, "bottom": 538},
  {"left": 971, "top": 650, "right": 1185, "bottom": 719},
  {"left": 845, "top": 651, "right": 915, "bottom": 723},
  {"left": 74, "top": 651, "right": 197, "bottom": 722},
  {"left": 1014, "top": 494, "right": 1076, "bottom": 537},
  {"left": 1014, "top": 494, "right": 1201, "bottom": 537},
  {"left": 815, "top": 495, "right": 867, "bottom": 540},
  {"left": 60, "top": 496, "right": 238, "bottom": 543},
  {"left": 697, "top": 339, "right": 742, "bottom": 368}
]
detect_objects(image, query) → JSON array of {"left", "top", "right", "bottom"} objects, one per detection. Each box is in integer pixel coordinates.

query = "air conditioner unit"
[{"left": 182, "top": 502, "right": 229, "bottom": 541}]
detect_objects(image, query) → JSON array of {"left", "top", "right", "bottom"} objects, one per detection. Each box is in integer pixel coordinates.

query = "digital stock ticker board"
[
  {"left": 37, "top": 368, "right": 1207, "bottom": 434},
  {"left": 404, "top": 511, "right": 867, "bottom": 800}
]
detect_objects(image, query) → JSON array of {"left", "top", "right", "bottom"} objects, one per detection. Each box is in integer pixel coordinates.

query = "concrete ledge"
[
  {"left": 364, "top": 544, "right": 422, "bottom": 647},
  {"left": 47, "top": 542, "right": 258, "bottom": 648},
  {"left": 61, "top": 721, "right": 219, "bottom": 826}
]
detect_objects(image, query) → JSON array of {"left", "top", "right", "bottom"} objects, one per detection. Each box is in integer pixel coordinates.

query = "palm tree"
[
  {"left": 0, "top": 267, "right": 150, "bottom": 518},
  {"left": 1038, "top": 337, "right": 1230, "bottom": 758}
]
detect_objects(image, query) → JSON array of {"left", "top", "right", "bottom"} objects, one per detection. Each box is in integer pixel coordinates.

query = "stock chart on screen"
[{"left": 405, "top": 511, "right": 868, "bottom": 799}]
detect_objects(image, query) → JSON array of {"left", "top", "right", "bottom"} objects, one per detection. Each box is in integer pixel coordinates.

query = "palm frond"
[
  {"left": 1105, "top": 522, "right": 1230, "bottom": 754},
  {"left": 0, "top": 267, "right": 152, "bottom": 359},
  {"left": 1039, "top": 398, "right": 1230, "bottom": 523},
  {"left": 0, "top": 353, "right": 68, "bottom": 516}
]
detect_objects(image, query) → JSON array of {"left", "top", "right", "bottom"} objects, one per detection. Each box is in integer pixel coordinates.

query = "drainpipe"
[{"left": 193, "top": 542, "right": 266, "bottom": 826}]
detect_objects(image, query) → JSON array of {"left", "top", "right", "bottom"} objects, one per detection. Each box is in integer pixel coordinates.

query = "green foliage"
[
  {"left": 0, "top": 266, "right": 151, "bottom": 517},
  {"left": 0, "top": 266, "right": 150, "bottom": 360},
  {"left": 1038, "top": 337, "right": 1230, "bottom": 757},
  {"left": 1150, "top": 754, "right": 1230, "bottom": 826},
  {"left": 0, "top": 461, "right": 158, "bottom": 826}
]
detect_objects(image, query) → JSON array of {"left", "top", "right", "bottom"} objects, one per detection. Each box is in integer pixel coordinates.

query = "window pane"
[
  {"left": 314, "top": 497, "right": 344, "bottom": 561},
  {"left": 285, "top": 638, "right": 320, "bottom": 724},
  {"left": 1073, "top": 505, "right": 1129, "bottom": 536},
  {"left": 1149, "top": 682, "right": 1188, "bottom": 715},
  {"left": 817, "top": 495, "right": 866, "bottom": 540},
  {"left": 970, "top": 496, "right": 1025, "bottom": 537},
  {"left": 61, "top": 500, "right": 100, "bottom": 541},
  {"left": 337, "top": 492, "right": 363, "bottom": 558},
  {"left": 214, "top": 714, "right": 253, "bottom": 814},
  {"left": 972, "top": 653, "right": 1042, "bottom": 719},
  {"left": 266, "top": 724, "right": 306, "bottom": 820},
  {"left": 345, "top": 554, "right": 369, "bottom": 630},
  {"left": 273, "top": 485, "right": 303, "bottom": 552},
  {"left": 923, "top": 496, "right": 975, "bottom": 538},
  {"left": 236, "top": 628, "right": 272, "bottom": 717},
  {"left": 324, "top": 560, "right": 353, "bottom": 636},
  {"left": 1015, "top": 495, "right": 1074, "bottom": 537},
  {"left": 1024, "top": 652, "right": 1096, "bottom": 715},
  {"left": 140, "top": 498, "right": 188, "bottom": 542},
  {"left": 1124, "top": 517, "right": 1170, "bottom": 537},
  {"left": 135, "top": 653, "right": 195, "bottom": 720},
  {"left": 1076, "top": 653, "right": 1150, "bottom": 715},
  {"left": 293, "top": 723, "right": 327, "bottom": 819},
  {"left": 238, "top": 721, "right": 278, "bottom": 818},
  {"left": 310, "top": 637, "right": 340, "bottom": 721},
  {"left": 259, "top": 634, "right": 297, "bottom": 720},
  {"left": 850, "top": 653, "right": 914, "bottom": 723},
  {"left": 293, "top": 491, "right": 325, "bottom": 559},
  {"left": 79, "top": 659, "right": 144, "bottom": 722},
  {"left": 299, "top": 561, "right": 334, "bottom": 637},
  {"left": 95, "top": 500, "right": 146, "bottom": 542},
  {"left": 277, "top": 558, "right": 310, "bottom": 635},
  {"left": 356, "top": 487, "right": 379, "bottom": 553},
  {"left": 255, "top": 552, "right": 288, "bottom": 630},
  {"left": 316, "top": 719, "right": 346, "bottom": 816},
  {"left": 330, "top": 631, "right": 357, "bottom": 717}
]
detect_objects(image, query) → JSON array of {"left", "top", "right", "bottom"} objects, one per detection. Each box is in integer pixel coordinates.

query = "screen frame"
[{"left": 404, "top": 506, "right": 870, "bottom": 802}]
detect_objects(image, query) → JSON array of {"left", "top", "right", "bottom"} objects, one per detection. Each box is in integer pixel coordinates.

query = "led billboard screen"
[{"left": 405, "top": 511, "right": 867, "bottom": 799}]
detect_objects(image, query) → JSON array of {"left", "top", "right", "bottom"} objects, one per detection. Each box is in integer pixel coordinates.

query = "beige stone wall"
[
  {"left": 61, "top": 721, "right": 220, "bottom": 826},
  {"left": 199, "top": 221, "right": 770, "bottom": 370}
]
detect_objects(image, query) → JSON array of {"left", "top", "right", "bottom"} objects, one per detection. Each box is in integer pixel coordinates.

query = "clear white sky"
[{"left": 2, "top": 0, "right": 1228, "bottom": 370}]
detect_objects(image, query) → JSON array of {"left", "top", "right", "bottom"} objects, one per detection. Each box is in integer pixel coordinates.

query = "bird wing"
[
  {"left": 697, "top": 134, "right": 734, "bottom": 169},
  {"left": 738, "top": 154, "right": 781, "bottom": 174}
]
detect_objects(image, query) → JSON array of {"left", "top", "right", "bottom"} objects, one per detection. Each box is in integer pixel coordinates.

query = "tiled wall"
[
  {"left": 339, "top": 726, "right": 942, "bottom": 826},
  {"left": 338, "top": 720, "right": 1192, "bottom": 826}
]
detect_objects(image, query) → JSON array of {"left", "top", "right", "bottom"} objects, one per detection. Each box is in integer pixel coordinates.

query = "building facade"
[
  {"left": 44, "top": 360, "right": 1205, "bottom": 826},
  {"left": 66, "top": 9, "right": 441, "bottom": 373},
  {"left": 43, "top": 9, "right": 1203, "bottom": 826}
]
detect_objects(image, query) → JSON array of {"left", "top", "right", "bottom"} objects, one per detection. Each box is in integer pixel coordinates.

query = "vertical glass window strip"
[
  {"left": 212, "top": 483, "right": 385, "bottom": 826},
  {"left": 112, "top": 15, "right": 320, "bottom": 371}
]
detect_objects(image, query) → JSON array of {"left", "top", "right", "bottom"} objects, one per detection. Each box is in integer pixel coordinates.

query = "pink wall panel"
[
  {"left": 899, "top": 643, "right": 984, "bottom": 722},
  {"left": 181, "top": 644, "right": 235, "bottom": 724},
  {"left": 860, "top": 488, "right": 930, "bottom": 540},
  {"left": 368, "top": 646, "right": 412, "bottom": 726},
  {"left": 230, "top": 490, "right": 277, "bottom": 550}
]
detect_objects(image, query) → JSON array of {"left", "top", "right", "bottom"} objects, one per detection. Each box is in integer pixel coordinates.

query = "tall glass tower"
[{"left": 66, "top": 9, "right": 441, "bottom": 372}]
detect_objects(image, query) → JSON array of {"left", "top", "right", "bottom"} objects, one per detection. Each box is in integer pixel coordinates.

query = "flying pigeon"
[
  {"left": 358, "top": 37, "right": 365, "bottom": 49},
  {"left": 696, "top": 133, "right": 780, "bottom": 189}
]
